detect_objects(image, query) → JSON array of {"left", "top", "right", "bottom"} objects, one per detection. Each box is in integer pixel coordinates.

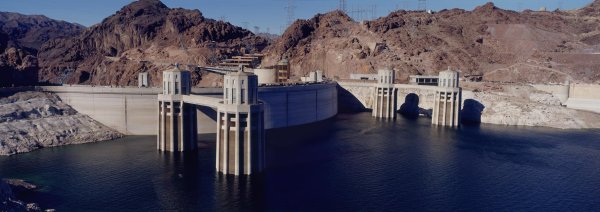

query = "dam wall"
[
  {"left": 337, "top": 81, "right": 438, "bottom": 112},
  {"left": 530, "top": 83, "right": 600, "bottom": 113},
  {"left": 565, "top": 84, "right": 600, "bottom": 113},
  {"left": 38, "top": 83, "right": 337, "bottom": 135}
]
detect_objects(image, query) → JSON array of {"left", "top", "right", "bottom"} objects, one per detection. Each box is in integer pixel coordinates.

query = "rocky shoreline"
[
  {"left": 0, "top": 178, "right": 43, "bottom": 211},
  {"left": 461, "top": 83, "right": 600, "bottom": 129},
  {"left": 0, "top": 91, "right": 122, "bottom": 156}
]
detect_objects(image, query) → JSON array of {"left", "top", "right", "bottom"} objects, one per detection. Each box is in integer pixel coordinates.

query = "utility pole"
[
  {"left": 371, "top": 4, "right": 377, "bottom": 20},
  {"left": 402, "top": 1, "right": 411, "bottom": 11},
  {"left": 254, "top": 26, "right": 260, "bottom": 34},
  {"left": 557, "top": 0, "right": 564, "bottom": 10},
  {"left": 285, "top": 0, "right": 296, "bottom": 27},
  {"left": 418, "top": 0, "right": 427, "bottom": 11},
  {"left": 339, "top": 0, "right": 347, "bottom": 13}
]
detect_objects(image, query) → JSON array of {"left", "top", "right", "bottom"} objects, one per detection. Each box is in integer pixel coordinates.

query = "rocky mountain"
[
  {"left": 0, "top": 12, "right": 84, "bottom": 52},
  {"left": 0, "top": 12, "right": 83, "bottom": 87},
  {"left": 38, "top": 0, "right": 268, "bottom": 87},
  {"left": 262, "top": 1, "right": 600, "bottom": 84}
]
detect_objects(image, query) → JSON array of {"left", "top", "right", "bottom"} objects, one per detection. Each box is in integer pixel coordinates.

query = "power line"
[
  {"left": 418, "top": 0, "right": 427, "bottom": 11},
  {"left": 339, "top": 0, "right": 347, "bottom": 13},
  {"left": 285, "top": 0, "right": 296, "bottom": 27}
]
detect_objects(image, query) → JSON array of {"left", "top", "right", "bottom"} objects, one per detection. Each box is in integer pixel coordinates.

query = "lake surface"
[{"left": 2, "top": 112, "right": 600, "bottom": 211}]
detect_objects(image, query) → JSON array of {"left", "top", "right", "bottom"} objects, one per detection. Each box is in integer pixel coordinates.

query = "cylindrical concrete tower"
[
  {"left": 372, "top": 69, "right": 398, "bottom": 118},
  {"left": 157, "top": 64, "right": 198, "bottom": 152},
  {"left": 432, "top": 67, "right": 462, "bottom": 127},
  {"left": 217, "top": 66, "right": 265, "bottom": 175}
]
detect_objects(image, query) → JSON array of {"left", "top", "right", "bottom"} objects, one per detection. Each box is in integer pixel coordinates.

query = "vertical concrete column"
[
  {"left": 442, "top": 91, "right": 447, "bottom": 125},
  {"left": 432, "top": 67, "right": 462, "bottom": 127},
  {"left": 157, "top": 64, "right": 196, "bottom": 152},
  {"left": 216, "top": 112, "right": 221, "bottom": 170},
  {"left": 216, "top": 66, "right": 265, "bottom": 176},
  {"left": 372, "top": 69, "right": 396, "bottom": 119}
]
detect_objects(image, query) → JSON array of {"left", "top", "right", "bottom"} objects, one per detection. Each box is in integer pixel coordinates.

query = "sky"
[{"left": 0, "top": 0, "right": 594, "bottom": 35}]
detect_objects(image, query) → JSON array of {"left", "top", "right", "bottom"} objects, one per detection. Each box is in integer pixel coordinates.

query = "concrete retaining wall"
[
  {"left": 533, "top": 83, "right": 600, "bottom": 113},
  {"left": 565, "top": 84, "right": 600, "bottom": 113},
  {"left": 337, "top": 81, "right": 438, "bottom": 111},
  {"left": 38, "top": 83, "right": 338, "bottom": 135}
]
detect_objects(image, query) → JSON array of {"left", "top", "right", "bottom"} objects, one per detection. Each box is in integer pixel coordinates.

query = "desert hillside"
[
  {"left": 37, "top": 0, "right": 268, "bottom": 87},
  {"left": 263, "top": 1, "right": 600, "bottom": 84},
  {"left": 2, "top": 0, "right": 600, "bottom": 86},
  {"left": 0, "top": 12, "right": 83, "bottom": 87}
]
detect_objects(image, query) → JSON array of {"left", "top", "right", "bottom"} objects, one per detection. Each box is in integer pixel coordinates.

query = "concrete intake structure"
[
  {"left": 157, "top": 65, "right": 265, "bottom": 175},
  {"left": 157, "top": 65, "right": 198, "bottom": 152},
  {"left": 216, "top": 68, "right": 265, "bottom": 175},
  {"left": 372, "top": 69, "right": 398, "bottom": 119},
  {"left": 432, "top": 68, "right": 462, "bottom": 127}
]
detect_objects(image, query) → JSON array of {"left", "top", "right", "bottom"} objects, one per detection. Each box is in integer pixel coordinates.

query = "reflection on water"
[{"left": 1, "top": 112, "right": 600, "bottom": 210}]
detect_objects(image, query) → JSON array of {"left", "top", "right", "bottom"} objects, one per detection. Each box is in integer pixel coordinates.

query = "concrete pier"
[
  {"left": 372, "top": 69, "right": 397, "bottom": 119},
  {"left": 157, "top": 66, "right": 198, "bottom": 152},
  {"left": 432, "top": 68, "right": 462, "bottom": 127},
  {"left": 216, "top": 69, "right": 265, "bottom": 175},
  {"left": 156, "top": 65, "right": 265, "bottom": 175}
]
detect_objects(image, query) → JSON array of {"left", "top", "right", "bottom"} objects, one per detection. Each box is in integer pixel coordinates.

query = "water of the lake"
[{"left": 1, "top": 112, "right": 600, "bottom": 211}]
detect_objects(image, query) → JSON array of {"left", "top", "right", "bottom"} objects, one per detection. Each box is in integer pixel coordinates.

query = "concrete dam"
[
  {"left": 36, "top": 66, "right": 460, "bottom": 176},
  {"left": 40, "top": 82, "right": 337, "bottom": 136}
]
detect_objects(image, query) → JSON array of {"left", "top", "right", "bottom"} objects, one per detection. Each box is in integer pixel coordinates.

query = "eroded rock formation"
[
  {"left": 38, "top": 0, "right": 268, "bottom": 87},
  {"left": 263, "top": 1, "right": 600, "bottom": 84},
  {"left": 0, "top": 11, "right": 83, "bottom": 87},
  {"left": 0, "top": 91, "right": 122, "bottom": 156}
]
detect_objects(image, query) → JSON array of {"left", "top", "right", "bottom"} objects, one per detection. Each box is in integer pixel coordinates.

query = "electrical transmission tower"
[
  {"left": 418, "top": 0, "right": 427, "bottom": 11},
  {"left": 558, "top": 0, "right": 564, "bottom": 10},
  {"left": 254, "top": 26, "right": 260, "bottom": 34},
  {"left": 371, "top": 4, "right": 377, "bottom": 19},
  {"left": 285, "top": 0, "right": 296, "bottom": 27},
  {"left": 339, "top": 0, "right": 347, "bottom": 13}
]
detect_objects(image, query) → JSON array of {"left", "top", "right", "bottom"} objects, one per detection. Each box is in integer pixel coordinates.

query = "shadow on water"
[
  {"left": 399, "top": 93, "right": 420, "bottom": 119},
  {"left": 336, "top": 85, "right": 368, "bottom": 113},
  {"left": 455, "top": 124, "right": 558, "bottom": 167},
  {"left": 461, "top": 99, "right": 485, "bottom": 125}
]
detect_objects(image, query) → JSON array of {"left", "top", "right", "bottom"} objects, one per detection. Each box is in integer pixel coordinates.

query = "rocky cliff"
[
  {"left": 0, "top": 91, "right": 122, "bottom": 156},
  {"left": 0, "top": 12, "right": 84, "bottom": 87},
  {"left": 38, "top": 0, "right": 268, "bottom": 87},
  {"left": 263, "top": 1, "right": 600, "bottom": 84}
]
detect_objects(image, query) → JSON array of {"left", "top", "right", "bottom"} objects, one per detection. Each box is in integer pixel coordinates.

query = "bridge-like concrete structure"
[
  {"left": 158, "top": 65, "right": 265, "bottom": 175},
  {"left": 342, "top": 67, "right": 462, "bottom": 127}
]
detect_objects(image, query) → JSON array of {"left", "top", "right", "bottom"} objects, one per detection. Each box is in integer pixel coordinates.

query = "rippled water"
[{"left": 2, "top": 112, "right": 600, "bottom": 211}]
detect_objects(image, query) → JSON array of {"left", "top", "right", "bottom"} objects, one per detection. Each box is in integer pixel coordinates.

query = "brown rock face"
[
  {"left": 263, "top": 2, "right": 600, "bottom": 84},
  {"left": 0, "top": 33, "right": 38, "bottom": 87},
  {"left": 38, "top": 0, "right": 268, "bottom": 86},
  {"left": 0, "top": 12, "right": 83, "bottom": 87},
  {"left": 0, "top": 12, "right": 84, "bottom": 52}
]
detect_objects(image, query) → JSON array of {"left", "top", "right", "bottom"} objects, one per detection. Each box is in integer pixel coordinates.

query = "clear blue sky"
[{"left": 0, "top": 0, "right": 594, "bottom": 35}]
